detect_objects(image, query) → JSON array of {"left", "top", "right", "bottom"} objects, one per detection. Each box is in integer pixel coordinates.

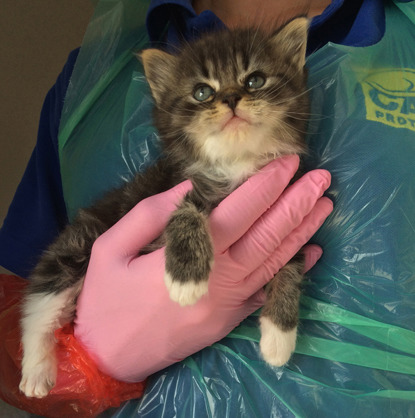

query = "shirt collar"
[
  {"left": 146, "top": 0, "right": 223, "bottom": 48},
  {"left": 308, "top": 0, "right": 385, "bottom": 53},
  {"left": 146, "top": 0, "right": 386, "bottom": 51}
]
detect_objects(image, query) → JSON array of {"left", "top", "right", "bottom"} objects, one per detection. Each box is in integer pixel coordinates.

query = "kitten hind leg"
[
  {"left": 164, "top": 199, "right": 213, "bottom": 306},
  {"left": 19, "top": 285, "right": 79, "bottom": 398},
  {"left": 259, "top": 253, "right": 304, "bottom": 367}
]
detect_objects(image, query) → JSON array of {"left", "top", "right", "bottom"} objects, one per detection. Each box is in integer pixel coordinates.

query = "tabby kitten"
[{"left": 20, "top": 17, "right": 309, "bottom": 398}]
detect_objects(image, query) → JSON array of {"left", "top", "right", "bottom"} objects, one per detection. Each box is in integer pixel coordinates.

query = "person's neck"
[{"left": 192, "top": 0, "right": 331, "bottom": 29}]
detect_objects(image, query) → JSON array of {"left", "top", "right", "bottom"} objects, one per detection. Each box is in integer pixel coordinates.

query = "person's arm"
[{"left": 0, "top": 50, "right": 79, "bottom": 278}]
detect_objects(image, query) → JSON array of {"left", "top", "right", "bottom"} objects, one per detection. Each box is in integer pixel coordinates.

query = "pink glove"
[{"left": 74, "top": 155, "right": 332, "bottom": 382}]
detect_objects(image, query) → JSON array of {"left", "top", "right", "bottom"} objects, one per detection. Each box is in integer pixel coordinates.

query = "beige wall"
[{"left": 0, "top": 1, "right": 94, "bottom": 274}]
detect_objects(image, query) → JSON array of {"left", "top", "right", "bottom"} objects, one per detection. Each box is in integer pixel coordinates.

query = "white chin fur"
[
  {"left": 196, "top": 123, "right": 284, "bottom": 184},
  {"left": 164, "top": 272, "right": 209, "bottom": 306},
  {"left": 203, "top": 124, "right": 270, "bottom": 161},
  {"left": 259, "top": 316, "right": 297, "bottom": 367}
]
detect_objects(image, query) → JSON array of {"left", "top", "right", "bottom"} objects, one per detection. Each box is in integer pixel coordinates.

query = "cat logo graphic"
[{"left": 361, "top": 69, "right": 415, "bottom": 132}]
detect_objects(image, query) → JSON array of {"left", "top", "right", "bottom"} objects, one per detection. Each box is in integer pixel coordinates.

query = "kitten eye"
[
  {"left": 246, "top": 73, "right": 266, "bottom": 89},
  {"left": 193, "top": 84, "right": 215, "bottom": 102}
]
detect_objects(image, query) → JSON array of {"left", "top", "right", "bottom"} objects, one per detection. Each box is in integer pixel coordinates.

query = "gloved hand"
[{"left": 74, "top": 155, "right": 333, "bottom": 382}]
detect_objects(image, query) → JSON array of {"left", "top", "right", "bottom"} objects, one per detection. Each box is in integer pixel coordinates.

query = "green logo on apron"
[{"left": 361, "top": 68, "right": 415, "bottom": 131}]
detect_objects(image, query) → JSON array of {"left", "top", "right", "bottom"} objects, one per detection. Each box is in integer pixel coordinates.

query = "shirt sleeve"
[{"left": 0, "top": 49, "right": 79, "bottom": 278}]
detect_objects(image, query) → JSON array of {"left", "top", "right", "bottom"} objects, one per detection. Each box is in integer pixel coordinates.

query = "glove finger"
[
  {"left": 246, "top": 289, "right": 267, "bottom": 309},
  {"left": 228, "top": 170, "right": 331, "bottom": 271},
  {"left": 235, "top": 245, "right": 324, "bottom": 322},
  {"left": 95, "top": 180, "right": 192, "bottom": 257},
  {"left": 302, "top": 244, "right": 323, "bottom": 273},
  {"left": 210, "top": 155, "right": 300, "bottom": 253},
  {"left": 240, "top": 196, "right": 333, "bottom": 294}
]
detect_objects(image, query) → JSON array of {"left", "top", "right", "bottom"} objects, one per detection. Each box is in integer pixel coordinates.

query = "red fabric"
[{"left": 0, "top": 274, "right": 145, "bottom": 417}]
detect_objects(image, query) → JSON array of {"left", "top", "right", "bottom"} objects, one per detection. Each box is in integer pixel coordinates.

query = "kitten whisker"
[
  {"left": 258, "top": 85, "right": 313, "bottom": 106},
  {"left": 157, "top": 107, "right": 194, "bottom": 118},
  {"left": 284, "top": 112, "right": 328, "bottom": 121}
]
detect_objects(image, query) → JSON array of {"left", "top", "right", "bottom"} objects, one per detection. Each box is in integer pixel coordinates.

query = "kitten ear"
[
  {"left": 138, "top": 49, "right": 178, "bottom": 104},
  {"left": 271, "top": 17, "right": 309, "bottom": 69}
]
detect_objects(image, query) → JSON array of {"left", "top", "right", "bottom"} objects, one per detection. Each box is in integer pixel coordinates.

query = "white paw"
[
  {"left": 259, "top": 317, "right": 297, "bottom": 367},
  {"left": 164, "top": 273, "right": 209, "bottom": 306},
  {"left": 19, "top": 356, "right": 57, "bottom": 398}
]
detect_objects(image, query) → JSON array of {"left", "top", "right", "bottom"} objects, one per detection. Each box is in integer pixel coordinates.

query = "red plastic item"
[{"left": 0, "top": 274, "right": 146, "bottom": 417}]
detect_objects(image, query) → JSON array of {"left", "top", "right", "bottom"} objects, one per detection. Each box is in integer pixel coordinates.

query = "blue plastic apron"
[{"left": 59, "top": 0, "right": 415, "bottom": 416}]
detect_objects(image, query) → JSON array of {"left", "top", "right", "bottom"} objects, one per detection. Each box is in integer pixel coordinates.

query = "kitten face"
[{"left": 141, "top": 18, "right": 309, "bottom": 182}]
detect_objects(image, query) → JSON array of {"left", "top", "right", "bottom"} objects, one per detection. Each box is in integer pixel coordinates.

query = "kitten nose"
[{"left": 222, "top": 93, "right": 242, "bottom": 111}]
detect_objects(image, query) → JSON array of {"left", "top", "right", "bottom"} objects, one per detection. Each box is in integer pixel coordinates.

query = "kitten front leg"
[
  {"left": 19, "top": 284, "right": 80, "bottom": 398},
  {"left": 164, "top": 198, "right": 213, "bottom": 306},
  {"left": 259, "top": 253, "right": 304, "bottom": 367}
]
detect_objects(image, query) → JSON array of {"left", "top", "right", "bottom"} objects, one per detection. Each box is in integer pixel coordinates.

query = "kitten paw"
[
  {"left": 259, "top": 316, "right": 297, "bottom": 367},
  {"left": 19, "top": 357, "right": 57, "bottom": 398},
  {"left": 164, "top": 273, "right": 209, "bottom": 306}
]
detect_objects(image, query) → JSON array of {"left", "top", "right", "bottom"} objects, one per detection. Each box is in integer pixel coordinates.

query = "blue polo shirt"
[{"left": 0, "top": 0, "right": 396, "bottom": 277}]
